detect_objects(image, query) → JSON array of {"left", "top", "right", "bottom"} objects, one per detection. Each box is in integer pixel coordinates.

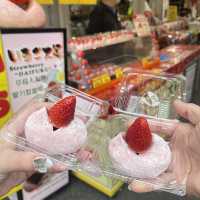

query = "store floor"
[{"left": 47, "top": 175, "right": 197, "bottom": 200}]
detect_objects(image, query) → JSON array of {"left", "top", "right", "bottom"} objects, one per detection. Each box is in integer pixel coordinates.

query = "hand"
[
  {"left": 0, "top": 101, "right": 67, "bottom": 196},
  {"left": 129, "top": 100, "right": 200, "bottom": 197},
  {"left": 0, "top": 0, "right": 46, "bottom": 28}
]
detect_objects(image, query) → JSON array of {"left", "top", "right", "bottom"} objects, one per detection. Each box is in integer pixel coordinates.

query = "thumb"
[
  {"left": 174, "top": 100, "right": 200, "bottom": 125},
  {"left": 0, "top": 150, "right": 67, "bottom": 174},
  {"left": 0, "top": 150, "right": 38, "bottom": 173}
]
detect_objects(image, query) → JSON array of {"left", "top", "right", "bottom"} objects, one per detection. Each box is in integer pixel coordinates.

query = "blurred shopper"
[{"left": 87, "top": 0, "right": 122, "bottom": 34}]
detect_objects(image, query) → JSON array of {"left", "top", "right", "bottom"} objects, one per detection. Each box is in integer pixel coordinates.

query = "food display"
[
  {"left": 2, "top": 85, "right": 186, "bottom": 196},
  {"left": 67, "top": 29, "right": 153, "bottom": 93},
  {"left": 68, "top": 30, "right": 134, "bottom": 52}
]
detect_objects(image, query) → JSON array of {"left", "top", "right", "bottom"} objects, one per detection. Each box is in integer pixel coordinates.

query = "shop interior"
[{"left": 0, "top": 0, "right": 200, "bottom": 200}]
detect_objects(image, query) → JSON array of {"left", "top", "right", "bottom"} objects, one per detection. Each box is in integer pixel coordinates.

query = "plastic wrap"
[
  {"left": 1, "top": 84, "right": 186, "bottom": 196},
  {"left": 113, "top": 72, "right": 186, "bottom": 120}
]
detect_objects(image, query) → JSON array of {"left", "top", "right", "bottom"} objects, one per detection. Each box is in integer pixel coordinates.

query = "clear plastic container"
[
  {"left": 1, "top": 84, "right": 186, "bottom": 196},
  {"left": 113, "top": 72, "right": 186, "bottom": 120}
]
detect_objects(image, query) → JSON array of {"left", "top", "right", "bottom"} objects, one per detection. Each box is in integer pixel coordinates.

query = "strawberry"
[
  {"left": 125, "top": 117, "right": 152, "bottom": 153},
  {"left": 10, "top": 0, "right": 29, "bottom": 5},
  {"left": 48, "top": 96, "right": 76, "bottom": 128}
]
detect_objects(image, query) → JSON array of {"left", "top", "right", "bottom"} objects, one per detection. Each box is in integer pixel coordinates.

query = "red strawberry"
[
  {"left": 125, "top": 117, "right": 152, "bottom": 153},
  {"left": 48, "top": 96, "right": 76, "bottom": 128},
  {"left": 10, "top": 0, "right": 29, "bottom": 5}
]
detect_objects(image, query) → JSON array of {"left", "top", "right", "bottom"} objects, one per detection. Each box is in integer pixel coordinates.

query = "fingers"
[
  {"left": 128, "top": 180, "right": 155, "bottom": 193},
  {"left": 148, "top": 119, "right": 178, "bottom": 138},
  {"left": 128, "top": 173, "right": 176, "bottom": 193},
  {"left": 186, "top": 171, "right": 200, "bottom": 197},
  {"left": 7, "top": 101, "right": 52, "bottom": 135},
  {"left": 48, "top": 163, "right": 67, "bottom": 173},
  {"left": 0, "top": 149, "right": 67, "bottom": 174},
  {"left": 26, "top": 0, "right": 46, "bottom": 27},
  {"left": 0, "top": 150, "right": 38, "bottom": 173},
  {"left": 174, "top": 100, "right": 200, "bottom": 125}
]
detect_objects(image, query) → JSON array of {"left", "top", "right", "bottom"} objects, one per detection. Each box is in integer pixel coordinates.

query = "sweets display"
[{"left": 68, "top": 30, "right": 134, "bottom": 52}]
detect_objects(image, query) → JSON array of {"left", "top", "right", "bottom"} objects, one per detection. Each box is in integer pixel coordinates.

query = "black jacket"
[{"left": 87, "top": 2, "right": 122, "bottom": 35}]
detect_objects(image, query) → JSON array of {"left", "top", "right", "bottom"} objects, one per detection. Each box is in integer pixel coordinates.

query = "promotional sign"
[
  {"left": 133, "top": 14, "right": 151, "bottom": 37},
  {"left": 1, "top": 29, "right": 67, "bottom": 113}
]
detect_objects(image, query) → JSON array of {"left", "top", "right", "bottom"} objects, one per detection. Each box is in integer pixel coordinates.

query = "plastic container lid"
[
  {"left": 1, "top": 84, "right": 186, "bottom": 196},
  {"left": 112, "top": 72, "right": 186, "bottom": 120}
]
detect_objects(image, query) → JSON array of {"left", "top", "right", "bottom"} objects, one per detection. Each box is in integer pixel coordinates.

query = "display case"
[
  {"left": 68, "top": 30, "right": 153, "bottom": 94},
  {"left": 155, "top": 19, "right": 200, "bottom": 48}
]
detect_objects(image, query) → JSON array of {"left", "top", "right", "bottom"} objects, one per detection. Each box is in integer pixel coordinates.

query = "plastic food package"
[
  {"left": 1, "top": 84, "right": 186, "bottom": 196},
  {"left": 113, "top": 72, "right": 186, "bottom": 120}
]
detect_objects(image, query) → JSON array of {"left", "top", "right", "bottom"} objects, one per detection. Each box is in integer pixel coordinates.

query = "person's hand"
[
  {"left": 129, "top": 100, "right": 200, "bottom": 197},
  {"left": 0, "top": 101, "right": 67, "bottom": 196},
  {"left": 0, "top": 0, "right": 46, "bottom": 28}
]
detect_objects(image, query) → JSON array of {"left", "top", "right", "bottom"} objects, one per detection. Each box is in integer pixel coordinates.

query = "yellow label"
[
  {"left": 92, "top": 73, "right": 111, "bottom": 88},
  {"left": 115, "top": 68, "right": 123, "bottom": 79},
  {"left": 0, "top": 33, "right": 12, "bottom": 128},
  {"left": 167, "top": 5, "right": 178, "bottom": 21},
  {"left": 101, "top": 73, "right": 111, "bottom": 84},
  {"left": 37, "top": 0, "right": 53, "bottom": 4},
  {"left": 92, "top": 76, "right": 103, "bottom": 88},
  {"left": 59, "top": 0, "right": 96, "bottom": 4},
  {"left": 0, "top": 185, "right": 22, "bottom": 200}
]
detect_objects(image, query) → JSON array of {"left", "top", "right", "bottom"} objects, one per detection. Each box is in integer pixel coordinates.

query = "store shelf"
[{"left": 68, "top": 31, "right": 135, "bottom": 52}]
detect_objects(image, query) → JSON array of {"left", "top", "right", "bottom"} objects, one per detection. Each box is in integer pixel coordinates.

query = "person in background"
[
  {"left": 129, "top": 100, "right": 200, "bottom": 197},
  {"left": 0, "top": 0, "right": 46, "bottom": 28},
  {"left": 87, "top": 0, "right": 122, "bottom": 35}
]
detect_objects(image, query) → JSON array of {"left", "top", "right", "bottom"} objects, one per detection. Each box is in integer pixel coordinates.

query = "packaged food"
[
  {"left": 113, "top": 72, "right": 186, "bottom": 120},
  {"left": 1, "top": 84, "right": 186, "bottom": 196}
]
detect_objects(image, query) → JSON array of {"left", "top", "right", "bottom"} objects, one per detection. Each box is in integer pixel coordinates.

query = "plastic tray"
[
  {"left": 113, "top": 72, "right": 186, "bottom": 120},
  {"left": 1, "top": 84, "right": 186, "bottom": 196}
]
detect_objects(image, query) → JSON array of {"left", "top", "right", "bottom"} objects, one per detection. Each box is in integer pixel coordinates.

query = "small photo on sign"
[{"left": 7, "top": 44, "right": 64, "bottom": 63}]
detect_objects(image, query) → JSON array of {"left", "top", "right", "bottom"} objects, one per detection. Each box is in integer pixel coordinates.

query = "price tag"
[
  {"left": 115, "top": 68, "right": 123, "bottom": 79},
  {"left": 133, "top": 14, "right": 151, "bottom": 37},
  {"left": 101, "top": 73, "right": 111, "bottom": 84},
  {"left": 92, "top": 76, "right": 103, "bottom": 88},
  {"left": 167, "top": 6, "right": 178, "bottom": 21}
]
